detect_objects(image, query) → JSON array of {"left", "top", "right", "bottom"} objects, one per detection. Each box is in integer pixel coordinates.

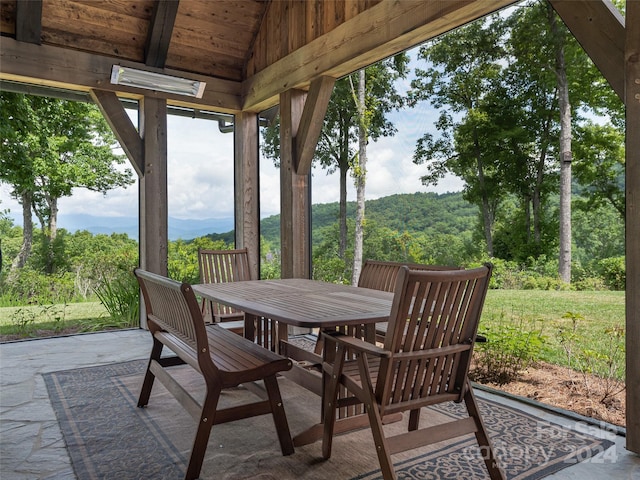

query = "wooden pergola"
[{"left": 0, "top": 0, "right": 638, "bottom": 453}]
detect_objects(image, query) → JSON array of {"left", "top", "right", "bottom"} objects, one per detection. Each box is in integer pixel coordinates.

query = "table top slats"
[{"left": 193, "top": 279, "right": 393, "bottom": 328}]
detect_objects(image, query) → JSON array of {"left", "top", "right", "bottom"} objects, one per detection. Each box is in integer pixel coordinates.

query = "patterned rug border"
[{"left": 44, "top": 359, "right": 615, "bottom": 480}]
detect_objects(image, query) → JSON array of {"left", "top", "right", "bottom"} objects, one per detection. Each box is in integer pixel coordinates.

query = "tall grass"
[{"left": 92, "top": 271, "right": 139, "bottom": 330}]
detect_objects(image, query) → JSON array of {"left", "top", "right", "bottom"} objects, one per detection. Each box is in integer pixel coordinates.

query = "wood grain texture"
[
  {"left": 193, "top": 278, "right": 392, "bottom": 329},
  {"left": 90, "top": 89, "right": 143, "bottom": 175},
  {"left": 0, "top": 37, "right": 243, "bottom": 113},
  {"left": 139, "top": 96, "right": 168, "bottom": 276},
  {"left": 243, "top": 0, "right": 516, "bottom": 111},
  {"left": 295, "top": 76, "right": 335, "bottom": 175},
  {"left": 15, "top": 0, "right": 42, "bottom": 44},
  {"left": 233, "top": 110, "right": 260, "bottom": 277},
  {"left": 550, "top": 0, "right": 625, "bottom": 100},
  {"left": 145, "top": 0, "right": 179, "bottom": 67},
  {"left": 625, "top": 0, "right": 640, "bottom": 455}
]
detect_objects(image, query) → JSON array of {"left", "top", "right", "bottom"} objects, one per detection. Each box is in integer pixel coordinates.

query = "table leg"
[
  {"left": 289, "top": 325, "right": 401, "bottom": 447},
  {"left": 244, "top": 313, "right": 256, "bottom": 343},
  {"left": 277, "top": 321, "right": 288, "bottom": 354}
]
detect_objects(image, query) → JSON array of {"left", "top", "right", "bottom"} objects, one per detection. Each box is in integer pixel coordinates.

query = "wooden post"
[
  {"left": 234, "top": 111, "right": 260, "bottom": 280},
  {"left": 139, "top": 96, "right": 168, "bottom": 277},
  {"left": 279, "top": 89, "right": 310, "bottom": 279},
  {"left": 625, "top": 0, "right": 640, "bottom": 455}
]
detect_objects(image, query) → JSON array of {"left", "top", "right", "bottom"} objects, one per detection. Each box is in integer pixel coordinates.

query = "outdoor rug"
[{"left": 43, "top": 359, "right": 615, "bottom": 480}]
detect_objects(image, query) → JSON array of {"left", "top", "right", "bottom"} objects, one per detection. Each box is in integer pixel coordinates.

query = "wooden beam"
[
  {"left": 145, "top": 0, "right": 180, "bottom": 68},
  {"left": 90, "top": 89, "right": 144, "bottom": 176},
  {"left": 0, "top": 37, "right": 242, "bottom": 113},
  {"left": 243, "top": 0, "right": 516, "bottom": 111},
  {"left": 15, "top": 0, "right": 42, "bottom": 44},
  {"left": 625, "top": 0, "right": 640, "bottom": 455},
  {"left": 295, "top": 76, "right": 335, "bottom": 175},
  {"left": 234, "top": 111, "right": 260, "bottom": 280},
  {"left": 550, "top": 0, "right": 625, "bottom": 101},
  {"left": 280, "top": 89, "right": 310, "bottom": 279},
  {"left": 139, "top": 97, "right": 168, "bottom": 277}
]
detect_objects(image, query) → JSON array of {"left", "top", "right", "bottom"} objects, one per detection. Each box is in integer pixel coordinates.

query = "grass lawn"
[
  {"left": 480, "top": 289, "right": 626, "bottom": 379},
  {"left": 0, "top": 290, "right": 627, "bottom": 381},
  {"left": 0, "top": 301, "right": 113, "bottom": 339}
]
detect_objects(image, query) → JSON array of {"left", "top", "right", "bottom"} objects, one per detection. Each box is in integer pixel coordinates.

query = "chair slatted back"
[
  {"left": 198, "top": 248, "right": 251, "bottom": 320},
  {"left": 135, "top": 269, "right": 214, "bottom": 372},
  {"left": 358, "top": 259, "right": 461, "bottom": 293},
  {"left": 199, "top": 248, "right": 251, "bottom": 284},
  {"left": 378, "top": 265, "right": 492, "bottom": 410}
]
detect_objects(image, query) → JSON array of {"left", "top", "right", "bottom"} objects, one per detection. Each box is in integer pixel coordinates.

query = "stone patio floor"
[{"left": 1, "top": 328, "right": 638, "bottom": 479}]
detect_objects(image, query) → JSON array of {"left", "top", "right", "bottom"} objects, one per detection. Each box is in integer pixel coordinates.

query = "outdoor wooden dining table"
[{"left": 191, "top": 278, "right": 395, "bottom": 446}]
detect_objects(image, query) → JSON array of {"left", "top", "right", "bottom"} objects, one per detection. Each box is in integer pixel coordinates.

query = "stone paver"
[{"left": 1, "top": 330, "right": 150, "bottom": 480}]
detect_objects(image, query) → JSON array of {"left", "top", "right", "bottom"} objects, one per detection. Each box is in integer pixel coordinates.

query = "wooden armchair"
[
  {"left": 134, "top": 268, "right": 294, "bottom": 480},
  {"left": 198, "top": 247, "right": 251, "bottom": 334},
  {"left": 358, "top": 259, "right": 463, "bottom": 343},
  {"left": 321, "top": 265, "right": 505, "bottom": 480}
]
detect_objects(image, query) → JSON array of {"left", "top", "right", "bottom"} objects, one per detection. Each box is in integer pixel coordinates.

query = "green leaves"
[
  {"left": 472, "top": 319, "right": 546, "bottom": 386},
  {"left": 0, "top": 93, "right": 134, "bottom": 214},
  {"left": 0, "top": 93, "right": 135, "bottom": 273}
]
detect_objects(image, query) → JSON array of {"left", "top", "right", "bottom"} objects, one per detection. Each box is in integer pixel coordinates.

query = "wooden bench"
[{"left": 134, "top": 268, "right": 294, "bottom": 480}]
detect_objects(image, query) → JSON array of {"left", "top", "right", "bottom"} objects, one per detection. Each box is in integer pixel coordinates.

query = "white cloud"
[
  {"left": 166, "top": 116, "right": 235, "bottom": 219},
  {"left": 1, "top": 94, "right": 463, "bottom": 226}
]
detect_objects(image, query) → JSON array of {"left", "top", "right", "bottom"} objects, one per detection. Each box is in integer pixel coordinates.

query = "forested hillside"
[
  {"left": 242, "top": 191, "right": 475, "bottom": 248},
  {"left": 205, "top": 188, "right": 623, "bottom": 289}
]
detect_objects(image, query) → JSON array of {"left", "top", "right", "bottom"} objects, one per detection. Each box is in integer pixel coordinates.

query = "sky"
[{"left": 0, "top": 49, "right": 464, "bottom": 226}]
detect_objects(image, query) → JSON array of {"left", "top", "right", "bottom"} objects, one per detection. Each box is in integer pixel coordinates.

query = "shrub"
[
  {"left": 261, "top": 251, "right": 281, "bottom": 279},
  {"left": 597, "top": 256, "right": 625, "bottom": 290},
  {"left": 471, "top": 318, "right": 545, "bottom": 385},
  {"left": 573, "top": 277, "right": 608, "bottom": 291},
  {"left": 312, "top": 257, "right": 350, "bottom": 284},
  {"left": 5, "top": 268, "right": 78, "bottom": 304},
  {"left": 521, "top": 275, "right": 539, "bottom": 290},
  {"left": 557, "top": 313, "right": 625, "bottom": 401},
  {"left": 485, "top": 258, "right": 520, "bottom": 289}
]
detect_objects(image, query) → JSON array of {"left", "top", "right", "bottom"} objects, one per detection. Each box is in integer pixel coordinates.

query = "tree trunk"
[
  {"left": 46, "top": 196, "right": 59, "bottom": 273},
  {"left": 473, "top": 129, "right": 494, "bottom": 257},
  {"left": 9, "top": 191, "right": 33, "bottom": 278},
  {"left": 550, "top": 5, "right": 572, "bottom": 283},
  {"left": 339, "top": 165, "right": 348, "bottom": 260},
  {"left": 523, "top": 195, "right": 532, "bottom": 243},
  {"left": 533, "top": 111, "right": 553, "bottom": 247},
  {"left": 352, "top": 69, "right": 367, "bottom": 285}
]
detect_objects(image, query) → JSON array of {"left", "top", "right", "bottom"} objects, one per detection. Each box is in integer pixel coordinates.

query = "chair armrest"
[{"left": 321, "top": 331, "right": 392, "bottom": 358}]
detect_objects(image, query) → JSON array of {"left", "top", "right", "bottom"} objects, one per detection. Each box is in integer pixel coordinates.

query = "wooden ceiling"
[
  {"left": 1, "top": 0, "right": 521, "bottom": 113},
  {"left": 2, "top": 0, "right": 270, "bottom": 82}
]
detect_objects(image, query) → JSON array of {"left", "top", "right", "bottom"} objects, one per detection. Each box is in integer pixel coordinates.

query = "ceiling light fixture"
[{"left": 110, "top": 65, "right": 206, "bottom": 98}]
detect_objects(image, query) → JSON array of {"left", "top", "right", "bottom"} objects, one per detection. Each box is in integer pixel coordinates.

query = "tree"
[
  {"left": 261, "top": 56, "right": 408, "bottom": 263},
  {"left": 507, "top": 1, "right": 623, "bottom": 280},
  {"left": 573, "top": 122, "right": 625, "bottom": 218},
  {"left": 411, "top": 2, "right": 624, "bottom": 275},
  {"left": 0, "top": 93, "right": 134, "bottom": 274},
  {"left": 351, "top": 70, "right": 367, "bottom": 284},
  {"left": 410, "top": 16, "right": 508, "bottom": 256},
  {"left": 548, "top": 2, "right": 573, "bottom": 283}
]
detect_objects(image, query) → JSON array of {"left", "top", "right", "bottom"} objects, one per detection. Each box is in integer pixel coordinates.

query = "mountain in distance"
[
  {"left": 227, "top": 191, "right": 476, "bottom": 247},
  {"left": 15, "top": 192, "right": 472, "bottom": 242},
  {"left": 56, "top": 213, "right": 234, "bottom": 241}
]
